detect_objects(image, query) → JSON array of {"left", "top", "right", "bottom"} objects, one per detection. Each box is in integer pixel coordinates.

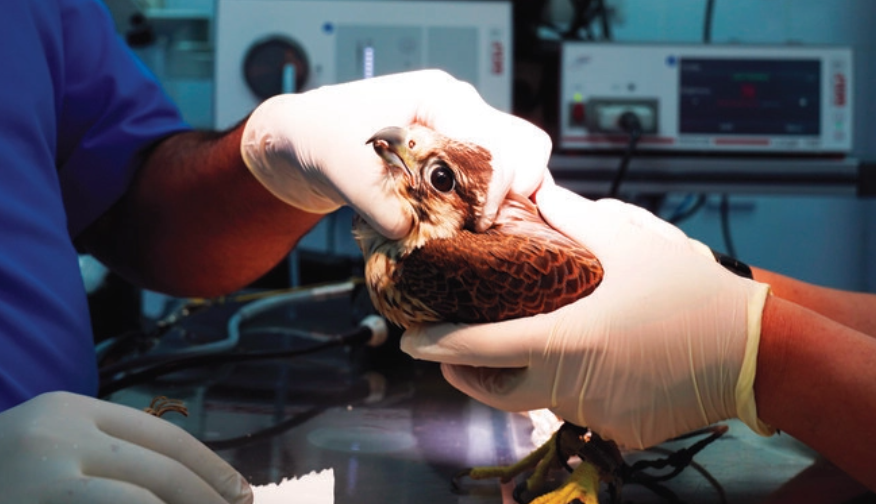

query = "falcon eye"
[
  {"left": 429, "top": 163, "right": 456, "bottom": 193},
  {"left": 408, "top": 139, "right": 416, "bottom": 149}
]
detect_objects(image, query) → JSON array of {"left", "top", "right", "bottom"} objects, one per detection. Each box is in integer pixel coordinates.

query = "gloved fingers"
[
  {"left": 534, "top": 185, "right": 627, "bottom": 251},
  {"left": 80, "top": 434, "right": 242, "bottom": 504},
  {"left": 440, "top": 363, "right": 552, "bottom": 413},
  {"left": 240, "top": 124, "right": 340, "bottom": 214},
  {"left": 352, "top": 206, "right": 413, "bottom": 241},
  {"left": 467, "top": 112, "right": 552, "bottom": 232},
  {"left": 540, "top": 169, "right": 557, "bottom": 192},
  {"left": 413, "top": 78, "right": 552, "bottom": 232},
  {"left": 536, "top": 185, "right": 690, "bottom": 256},
  {"left": 421, "top": 79, "right": 552, "bottom": 180},
  {"left": 688, "top": 237, "right": 718, "bottom": 259},
  {"left": 331, "top": 158, "right": 413, "bottom": 240},
  {"left": 471, "top": 111, "right": 551, "bottom": 230},
  {"left": 42, "top": 476, "right": 165, "bottom": 504},
  {"left": 92, "top": 402, "right": 251, "bottom": 504},
  {"left": 400, "top": 314, "right": 554, "bottom": 368}
]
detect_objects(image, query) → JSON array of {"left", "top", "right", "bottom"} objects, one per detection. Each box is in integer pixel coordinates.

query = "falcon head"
[{"left": 354, "top": 125, "right": 493, "bottom": 256}]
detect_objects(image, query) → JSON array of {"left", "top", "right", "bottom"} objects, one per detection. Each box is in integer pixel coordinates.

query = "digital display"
[{"left": 679, "top": 58, "right": 821, "bottom": 135}]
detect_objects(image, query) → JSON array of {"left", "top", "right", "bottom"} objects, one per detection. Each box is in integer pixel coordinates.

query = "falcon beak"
[{"left": 367, "top": 126, "right": 415, "bottom": 183}]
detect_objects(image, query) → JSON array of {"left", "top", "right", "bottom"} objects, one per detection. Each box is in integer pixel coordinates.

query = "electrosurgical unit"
[
  {"left": 214, "top": 0, "right": 512, "bottom": 129},
  {"left": 559, "top": 43, "right": 853, "bottom": 155}
]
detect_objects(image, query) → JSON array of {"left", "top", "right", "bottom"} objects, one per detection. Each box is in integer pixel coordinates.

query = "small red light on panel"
[{"left": 571, "top": 102, "right": 586, "bottom": 125}]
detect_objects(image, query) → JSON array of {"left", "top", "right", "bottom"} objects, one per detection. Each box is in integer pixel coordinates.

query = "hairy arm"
[
  {"left": 752, "top": 267, "right": 876, "bottom": 338},
  {"left": 755, "top": 295, "right": 876, "bottom": 490},
  {"left": 76, "top": 125, "right": 323, "bottom": 297}
]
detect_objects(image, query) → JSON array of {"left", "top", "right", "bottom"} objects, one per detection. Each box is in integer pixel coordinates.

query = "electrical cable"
[
  {"left": 719, "top": 194, "right": 738, "bottom": 259},
  {"left": 99, "top": 329, "right": 354, "bottom": 397},
  {"left": 597, "top": 0, "right": 612, "bottom": 40},
  {"left": 96, "top": 301, "right": 213, "bottom": 368},
  {"left": 99, "top": 326, "right": 342, "bottom": 381},
  {"left": 204, "top": 405, "right": 328, "bottom": 451},
  {"left": 201, "top": 376, "right": 377, "bottom": 451},
  {"left": 98, "top": 315, "right": 387, "bottom": 397},
  {"left": 700, "top": 0, "right": 742, "bottom": 261},
  {"left": 703, "top": 0, "right": 716, "bottom": 43},
  {"left": 608, "top": 111, "right": 643, "bottom": 198},
  {"left": 666, "top": 194, "right": 708, "bottom": 224},
  {"left": 564, "top": 0, "right": 594, "bottom": 40},
  {"left": 199, "top": 371, "right": 402, "bottom": 451},
  {"left": 97, "top": 280, "right": 365, "bottom": 376},
  {"left": 564, "top": 0, "right": 612, "bottom": 41}
]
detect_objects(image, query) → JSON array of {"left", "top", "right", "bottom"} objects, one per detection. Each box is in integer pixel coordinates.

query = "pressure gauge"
[{"left": 242, "top": 36, "right": 310, "bottom": 99}]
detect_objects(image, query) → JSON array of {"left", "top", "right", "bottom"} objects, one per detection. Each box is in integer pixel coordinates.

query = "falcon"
[
  {"left": 353, "top": 124, "right": 603, "bottom": 330},
  {"left": 352, "top": 124, "right": 727, "bottom": 503},
  {"left": 352, "top": 124, "right": 611, "bottom": 504}
]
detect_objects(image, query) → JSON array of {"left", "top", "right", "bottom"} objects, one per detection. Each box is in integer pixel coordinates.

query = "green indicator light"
[{"left": 573, "top": 92, "right": 583, "bottom": 102}]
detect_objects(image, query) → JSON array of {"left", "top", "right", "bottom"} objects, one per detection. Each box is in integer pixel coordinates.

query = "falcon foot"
[
  {"left": 452, "top": 422, "right": 728, "bottom": 504},
  {"left": 144, "top": 396, "right": 189, "bottom": 418}
]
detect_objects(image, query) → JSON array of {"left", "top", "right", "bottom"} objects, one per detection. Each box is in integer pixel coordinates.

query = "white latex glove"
[
  {"left": 241, "top": 69, "right": 552, "bottom": 239},
  {"left": 401, "top": 185, "right": 775, "bottom": 449},
  {"left": 0, "top": 391, "right": 251, "bottom": 504}
]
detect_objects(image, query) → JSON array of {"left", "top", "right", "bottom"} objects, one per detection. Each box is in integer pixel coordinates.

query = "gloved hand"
[
  {"left": 401, "top": 185, "right": 775, "bottom": 449},
  {"left": 0, "top": 391, "right": 251, "bottom": 504},
  {"left": 241, "top": 69, "right": 552, "bottom": 239}
]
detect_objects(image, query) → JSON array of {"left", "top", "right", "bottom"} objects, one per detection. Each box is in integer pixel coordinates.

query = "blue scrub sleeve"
[
  {"left": 57, "top": 0, "right": 191, "bottom": 237},
  {"left": 0, "top": 0, "right": 191, "bottom": 410}
]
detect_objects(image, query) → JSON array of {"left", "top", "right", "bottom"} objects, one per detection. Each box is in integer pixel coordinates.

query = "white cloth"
[{"left": 252, "top": 469, "right": 334, "bottom": 504}]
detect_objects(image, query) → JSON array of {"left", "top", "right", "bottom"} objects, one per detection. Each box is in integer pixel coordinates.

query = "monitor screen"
[{"left": 679, "top": 58, "right": 821, "bottom": 136}]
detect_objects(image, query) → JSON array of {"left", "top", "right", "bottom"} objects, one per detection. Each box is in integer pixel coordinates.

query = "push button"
[{"left": 569, "top": 102, "right": 586, "bottom": 126}]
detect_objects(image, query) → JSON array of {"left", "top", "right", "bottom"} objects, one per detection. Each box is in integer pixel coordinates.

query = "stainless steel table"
[{"left": 109, "top": 286, "right": 874, "bottom": 504}]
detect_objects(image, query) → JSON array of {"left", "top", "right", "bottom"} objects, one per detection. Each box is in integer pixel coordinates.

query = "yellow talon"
[
  {"left": 461, "top": 430, "right": 605, "bottom": 503},
  {"left": 458, "top": 422, "right": 727, "bottom": 504},
  {"left": 465, "top": 431, "right": 557, "bottom": 486},
  {"left": 529, "top": 461, "right": 601, "bottom": 504}
]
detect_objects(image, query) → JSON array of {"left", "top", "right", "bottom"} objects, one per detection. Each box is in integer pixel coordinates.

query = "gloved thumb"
[
  {"left": 439, "top": 363, "right": 551, "bottom": 414},
  {"left": 401, "top": 316, "right": 546, "bottom": 368},
  {"left": 535, "top": 185, "right": 692, "bottom": 257},
  {"left": 533, "top": 186, "right": 629, "bottom": 256},
  {"left": 401, "top": 315, "right": 561, "bottom": 414}
]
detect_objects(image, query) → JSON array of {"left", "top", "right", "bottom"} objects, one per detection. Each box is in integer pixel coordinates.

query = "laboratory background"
[
  {"left": 100, "top": 0, "right": 876, "bottom": 294},
  {"left": 81, "top": 0, "right": 875, "bottom": 502}
]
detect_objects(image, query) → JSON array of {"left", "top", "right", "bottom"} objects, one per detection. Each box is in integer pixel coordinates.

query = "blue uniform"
[{"left": 0, "top": 0, "right": 190, "bottom": 410}]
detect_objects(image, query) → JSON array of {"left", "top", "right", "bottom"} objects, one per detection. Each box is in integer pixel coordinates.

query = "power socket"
[{"left": 586, "top": 99, "right": 658, "bottom": 134}]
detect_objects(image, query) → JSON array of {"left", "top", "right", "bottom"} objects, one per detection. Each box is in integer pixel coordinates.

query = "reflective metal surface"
[{"left": 109, "top": 286, "right": 874, "bottom": 503}]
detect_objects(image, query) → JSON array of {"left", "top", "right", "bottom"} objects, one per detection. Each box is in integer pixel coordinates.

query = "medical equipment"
[
  {"left": 559, "top": 43, "right": 853, "bottom": 155},
  {"left": 214, "top": 0, "right": 513, "bottom": 129}
]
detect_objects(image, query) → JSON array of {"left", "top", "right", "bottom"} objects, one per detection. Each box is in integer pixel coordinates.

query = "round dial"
[{"left": 243, "top": 36, "right": 310, "bottom": 99}]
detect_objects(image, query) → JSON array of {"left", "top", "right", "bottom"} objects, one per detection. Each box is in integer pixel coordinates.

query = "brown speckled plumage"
[{"left": 353, "top": 124, "right": 603, "bottom": 329}]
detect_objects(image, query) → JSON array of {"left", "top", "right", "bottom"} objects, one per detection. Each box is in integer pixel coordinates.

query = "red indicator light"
[{"left": 571, "top": 102, "right": 586, "bottom": 125}]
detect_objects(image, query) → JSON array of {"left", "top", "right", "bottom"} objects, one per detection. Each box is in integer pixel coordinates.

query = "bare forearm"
[
  {"left": 77, "top": 126, "right": 323, "bottom": 297},
  {"left": 755, "top": 295, "right": 876, "bottom": 489},
  {"left": 752, "top": 266, "right": 876, "bottom": 338}
]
